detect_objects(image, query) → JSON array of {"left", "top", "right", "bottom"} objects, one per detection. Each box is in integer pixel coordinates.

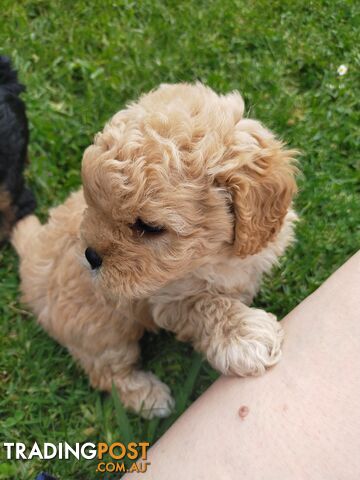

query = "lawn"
[{"left": 0, "top": 0, "right": 359, "bottom": 478}]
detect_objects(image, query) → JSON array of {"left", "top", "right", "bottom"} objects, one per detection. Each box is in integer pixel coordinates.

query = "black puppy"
[{"left": 0, "top": 56, "right": 36, "bottom": 244}]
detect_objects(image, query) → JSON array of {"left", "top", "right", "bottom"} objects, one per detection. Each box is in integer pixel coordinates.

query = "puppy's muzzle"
[{"left": 85, "top": 247, "right": 102, "bottom": 270}]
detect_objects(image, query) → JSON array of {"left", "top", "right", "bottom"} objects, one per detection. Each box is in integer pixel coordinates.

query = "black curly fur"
[{"left": 0, "top": 55, "right": 36, "bottom": 243}]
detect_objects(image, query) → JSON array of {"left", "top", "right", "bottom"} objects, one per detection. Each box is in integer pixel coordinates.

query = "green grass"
[{"left": 0, "top": 0, "right": 359, "bottom": 478}]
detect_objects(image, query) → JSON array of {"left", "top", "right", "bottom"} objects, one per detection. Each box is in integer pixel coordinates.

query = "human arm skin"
[{"left": 126, "top": 251, "right": 360, "bottom": 480}]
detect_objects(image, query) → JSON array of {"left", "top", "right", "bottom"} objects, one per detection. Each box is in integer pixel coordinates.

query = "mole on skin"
[{"left": 238, "top": 405, "right": 249, "bottom": 420}]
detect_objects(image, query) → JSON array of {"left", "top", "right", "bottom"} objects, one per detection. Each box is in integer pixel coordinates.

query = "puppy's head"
[{"left": 81, "top": 83, "right": 297, "bottom": 300}]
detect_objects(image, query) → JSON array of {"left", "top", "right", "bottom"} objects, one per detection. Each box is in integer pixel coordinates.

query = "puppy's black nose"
[{"left": 85, "top": 247, "right": 102, "bottom": 270}]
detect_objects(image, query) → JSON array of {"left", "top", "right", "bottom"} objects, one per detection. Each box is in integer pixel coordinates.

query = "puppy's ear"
[{"left": 214, "top": 119, "right": 298, "bottom": 257}]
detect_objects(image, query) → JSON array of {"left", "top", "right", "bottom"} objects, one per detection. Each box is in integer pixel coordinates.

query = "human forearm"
[{"left": 131, "top": 251, "right": 360, "bottom": 480}]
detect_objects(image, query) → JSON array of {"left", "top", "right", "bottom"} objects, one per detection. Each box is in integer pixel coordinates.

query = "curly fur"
[{"left": 12, "top": 83, "right": 298, "bottom": 417}]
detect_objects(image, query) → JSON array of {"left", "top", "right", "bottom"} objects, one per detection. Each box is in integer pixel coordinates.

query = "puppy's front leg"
[
  {"left": 152, "top": 294, "right": 284, "bottom": 376},
  {"left": 39, "top": 303, "right": 174, "bottom": 418},
  {"left": 69, "top": 340, "right": 174, "bottom": 419}
]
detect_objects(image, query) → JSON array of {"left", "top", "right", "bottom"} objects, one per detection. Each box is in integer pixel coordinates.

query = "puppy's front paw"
[
  {"left": 207, "top": 310, "right": 284, "bottom": 377},
  {"left": 117, "top": 371, "right": 175, "bottom": 419}
]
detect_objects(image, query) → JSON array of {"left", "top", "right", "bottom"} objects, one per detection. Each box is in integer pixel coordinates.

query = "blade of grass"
[
  {"left": 176, "top": 352, "right": 203, "bottom": 413},
  {"left": 158, "top": 352, "right": 203, "bottom": 436},
  {"left": 111, "top": 382, "right": 134, "bottom": 445},
  {"left": 146, "top": 417, "right": 161, "bottom": 444}
]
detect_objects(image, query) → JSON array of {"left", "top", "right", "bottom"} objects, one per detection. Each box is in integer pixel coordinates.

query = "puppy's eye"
[{"left": 131, "top": 218, "right": 166, "bottom": 236}]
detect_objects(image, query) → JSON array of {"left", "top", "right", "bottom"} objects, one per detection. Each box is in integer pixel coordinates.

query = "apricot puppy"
[{"left": 12, "top": 83, "right": 297, "bottom": 418}]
